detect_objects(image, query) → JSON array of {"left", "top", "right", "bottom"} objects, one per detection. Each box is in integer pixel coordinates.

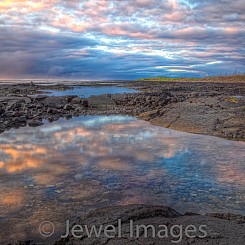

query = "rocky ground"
[
  {"left": 5, "top": 205, "right": 245, "bottom": 245},
  {"left": 129, "top": 80, "right": 245, "bottom": 140},
  {"left": 1, "top": 77, "right": 245, "bottom": 244},
  {"left": 54, "top": 204, "right": 245, "bottom": 245},
  {"left": 0, "top": 77, "right": 244, "bottom": 140}
]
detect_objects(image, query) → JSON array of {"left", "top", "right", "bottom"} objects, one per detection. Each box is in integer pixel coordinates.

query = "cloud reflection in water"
[{"left": 0, "top": 115, "right": 244, "bottom": 243}]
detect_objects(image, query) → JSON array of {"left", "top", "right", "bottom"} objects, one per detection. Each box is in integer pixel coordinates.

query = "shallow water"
[
  {"left": 0, "top": 115, "right": 244, "bottom": 243},
  {"left": 40, "top": 85, "right": 138, "bottom": 98}
]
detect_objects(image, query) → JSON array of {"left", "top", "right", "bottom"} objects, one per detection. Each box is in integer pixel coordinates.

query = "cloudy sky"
[{"left": 0, "top": 0, "right": 244, "bottom": 80}]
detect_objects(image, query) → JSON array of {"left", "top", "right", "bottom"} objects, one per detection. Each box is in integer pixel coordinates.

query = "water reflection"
[
  {"left": 0, "top": 115, "right": 244, "bottom": 243},
  {"left": 40, "top": 85, "right": 138, "bottom": 98}
]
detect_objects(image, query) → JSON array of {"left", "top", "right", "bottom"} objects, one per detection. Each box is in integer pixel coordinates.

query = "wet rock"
[
  {"left": 54, "top": 205, "right": 245, "bottom": 245},
  {"left": 35, "top": 103, "right": 43, "bottom": 109},
  {"left": 138, "top": 109, "right": 159, "bottom": 120},
  {"left": 88, "top": 94, "right": 116, "bottom": 109},
  {"left": 82, "top": 99, "right": 89, "bottom": 107},
  {"left": 43, "top": 97, "right": 67, "bottom": 108},
  {"left": 47, "top": 117, "right": 55, "bottom": 122},
  {"left": 18, "top": 115, "right": 27, "bottom": 122},
  {"left": 47, "top": 108, "right": 53, "bottom": 113},
  {"left": 111, "top": 94, "right": 127, "bottom": 104},
  {"left": 26, "top": 103, "right": 36, "bottom": 109},
  {"left": 71, "top": 97, "right": 82, "bottom": 104},
  {"left": 0, "top": 80, "right": 245, "bottom": 141},
  {"left": 13, "top": 101, "right": 23, "bottom": 109},
  {"left": 0, "top": 108, "right": 5, "bottom": 115},
  {"left": 3, "top": 241, "right": 35, "bottom": 245},
  {"left": 47, "top": 107, "right": 59, "bottom": 114},
  {"left": 34, "top": 95, "right": 48, "bottom": 101},
  {"left": 63, "top": 104, "right": 72, "bottom": 110},
  {"left": 66, "top": 95, "right": 77, "bottom": 102},
  {"left": 28, "top": 120, "right": 44, "bottom": 127},
  {"left": 208, "top": 232, "right": 223, "bottom": 239}
]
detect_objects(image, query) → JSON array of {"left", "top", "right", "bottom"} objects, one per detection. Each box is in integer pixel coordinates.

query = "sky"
[{"left": 0, "top": 0, "right": 244, "bottom": 80}]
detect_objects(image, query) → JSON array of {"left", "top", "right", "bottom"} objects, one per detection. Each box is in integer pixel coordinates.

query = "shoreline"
[
  {"left": 54, "top": 204, "right": 245, "bottom": 245},
  {"left": 1, "top": 79, "right": 245, "bottom": 244},
  {"left": 0, "top": 79, "right": 244, "bottom": 141},
  {"left": 5, "top": 205, "right": 245, "bottom": 245}
]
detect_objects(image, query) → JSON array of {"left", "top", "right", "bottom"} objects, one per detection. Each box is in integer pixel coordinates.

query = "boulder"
[
  {"left": 43, "top": 97, "right": 67, "bottom": 108},
  {"left": 138, "top": 109, "right": 159, "bottom": 120},
  {"left": 81, "top": 99, "right": 88, "bottom": 107},
  {"left": 28, "top": 120, "right": 44, "bottom": 127},
  {"left": 18, "top": 116, "right": 27, "bottom": 122},
  {"left": 0, "top": 108, "right": 5, "bottom": 115},
  {"left": 63, "top": 104, "right": 72, "bottom": 110},
  {"left": 71, "top": 97, "right": 82, "bottom": 104},
  {"left": 88, "top": 95, "right": 116, "bottom": 109},
  {"left": 34, "top": 95, "right": 48, "bottom": 101},
  {"left": 111, "top": 94, "right": 127, "bottom": 104}
]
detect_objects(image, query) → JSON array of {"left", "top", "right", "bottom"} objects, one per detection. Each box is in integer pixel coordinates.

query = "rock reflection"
[{"left": 0, "top": 115, "right": 244, "bottom": 243}]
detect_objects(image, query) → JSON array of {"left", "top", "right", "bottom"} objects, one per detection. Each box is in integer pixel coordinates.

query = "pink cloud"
[
  {"left": 52, "top": 14, "right": 91, "bottom": 33},
  {"left": 164, "top": 12, "right": 187, "bottom": 21},
  {"left": 100, "top": 24, "right": 153, "bottom": 39},
  {"left": 0, "top": 0, "right": 57, "bottom": 13}
]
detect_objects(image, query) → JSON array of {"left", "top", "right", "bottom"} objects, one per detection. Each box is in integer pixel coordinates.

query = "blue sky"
[{"left": 0, "top": 0, "right": 244, "bottom": 79}]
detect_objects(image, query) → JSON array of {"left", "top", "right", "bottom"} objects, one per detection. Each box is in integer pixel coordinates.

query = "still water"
[
  {"left": 0, "top": 115, "right": 244, "bottom": 243},
  {"left": 41, "top": 85, "right": 138, "bottom": 98}
]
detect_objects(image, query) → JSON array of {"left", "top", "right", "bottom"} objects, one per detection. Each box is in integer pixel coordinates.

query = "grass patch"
[
  {"left": 136, "top": 77, "right": 200, "bottom": 82},
  {"left": 226, "top": 96, "right": 240, "bottom": 103}
]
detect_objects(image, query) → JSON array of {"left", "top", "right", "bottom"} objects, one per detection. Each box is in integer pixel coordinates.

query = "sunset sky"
[{"left": 0, "top": 0, "right": 244, "bottom": 80}]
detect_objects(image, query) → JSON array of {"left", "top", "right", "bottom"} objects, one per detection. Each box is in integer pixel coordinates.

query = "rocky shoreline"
[
  {"left": 54, "top": 204, "right": 245, "bottom": 245},
  {"left": 0, "top": 79, "right": 244, "bottom": 140},
  {"left": 1, "top": 78, "right": 245, "bottom": 244},
  {"left": 5, "top": 205, "right": 245, "bottom": 245}
]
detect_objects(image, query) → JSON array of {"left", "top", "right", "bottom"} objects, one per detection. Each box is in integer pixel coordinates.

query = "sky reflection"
[
  {"left": 41, "top": 86, "right": 138, "bottom": 98},
  {"left": 0, "top": 115, "right": 244, "bottom": 243}
]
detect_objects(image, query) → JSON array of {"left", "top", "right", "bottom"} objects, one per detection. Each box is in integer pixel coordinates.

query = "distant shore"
[
  {"left": 137, "top": 74, "right": 245, "bottom": 83},
  {"left": 0, "top": 75, "right": 244, "bottom": 140}
]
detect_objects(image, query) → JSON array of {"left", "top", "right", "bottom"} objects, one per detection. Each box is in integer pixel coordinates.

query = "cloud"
[{"left": 0, "top": 0, "right": 244, "bottom": 79}]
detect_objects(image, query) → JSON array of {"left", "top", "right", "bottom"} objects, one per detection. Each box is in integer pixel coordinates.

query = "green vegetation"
[
  {"left": 226, "top": 96, "right": 240, "bottom": 103},
  {"left": 136, "top": 74, "right": 245, "bottom": 83},
  {"left": 136, "top": 77, "right": 200, "bottom": 82}
]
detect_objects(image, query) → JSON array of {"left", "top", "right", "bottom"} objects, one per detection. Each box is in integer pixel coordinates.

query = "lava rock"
[
  {"left": 63, "top": 104, "right": 72, "bottom": 110},
  {"left": 28, "top": 120, "right": 44, "bottom": 127}
]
